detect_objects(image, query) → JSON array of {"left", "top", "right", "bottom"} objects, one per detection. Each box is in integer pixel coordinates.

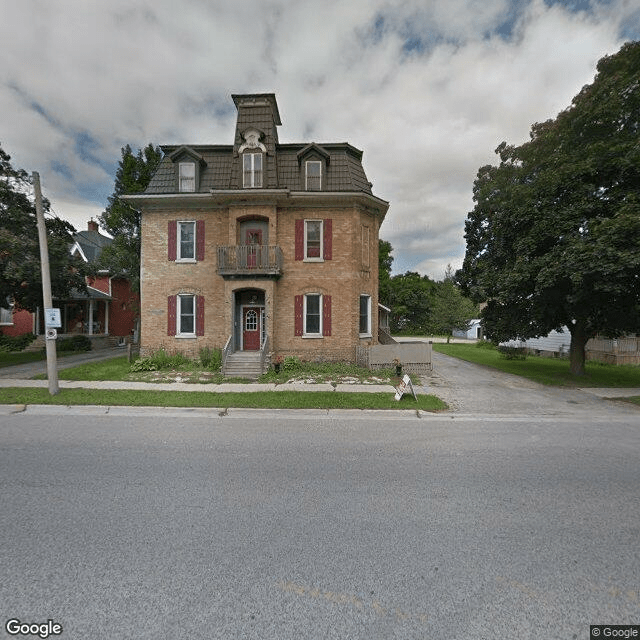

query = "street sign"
[
  {"left": 45, "top": 308, "right": 61, "bottom": 328},
  {"left": 394, "top": 374, "right": 417, "bottom": 401}
]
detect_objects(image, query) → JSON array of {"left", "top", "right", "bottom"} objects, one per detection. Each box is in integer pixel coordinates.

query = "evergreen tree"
[
  {"left": 378, "top": 239, "right": 393, "bottom": 306},
  {"left": 97, "top": 143, "right": 162, "bottom": 292}
]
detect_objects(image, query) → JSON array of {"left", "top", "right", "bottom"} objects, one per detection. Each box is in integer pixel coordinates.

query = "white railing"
[
  {"left": 222, "top": 335, "right": 233, "bottom": 375},
  {"left": 260, "top": 334, "right": 269, "bottom": 374}
]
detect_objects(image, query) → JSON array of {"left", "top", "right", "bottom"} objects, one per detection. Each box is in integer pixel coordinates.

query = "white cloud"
[{"left": 0, "top": 0, "right": 635, "bottom": 279}]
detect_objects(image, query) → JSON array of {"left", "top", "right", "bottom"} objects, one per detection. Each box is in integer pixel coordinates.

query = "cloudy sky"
[{"left": 1, "top": 0, "right": 638, "bottom": 279}]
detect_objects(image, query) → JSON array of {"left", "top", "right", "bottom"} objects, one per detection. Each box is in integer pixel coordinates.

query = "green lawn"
[
  {"left": 433, "top": 342, "right": 640, "bottom": 388},
  {"left": 0, "top": 388, "right": 446, "bottom": 411},
  {"left": 0, "top": 352, "right": 46, "bottom": 368},
  {"left": 43, "top": 356, "right": 133, "bottom": 381},
  {"left": 12, "top": 355, "right": 446, "bottom": 410}
]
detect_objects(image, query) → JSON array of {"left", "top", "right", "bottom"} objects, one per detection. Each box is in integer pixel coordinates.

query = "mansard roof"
[{"left": 143, "top": 93, "right": 377, "bottom": 196}]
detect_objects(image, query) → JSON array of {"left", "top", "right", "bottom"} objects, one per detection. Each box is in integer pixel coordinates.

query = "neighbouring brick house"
[
  {"left": 62, "top": 220, "right": 138, "bottom": 343},
  {"left": 1, "top": 221, "right": 138, "bottom": 346},
  {"left": 124, "top": 93, "right": 389, "bottom": 373}
]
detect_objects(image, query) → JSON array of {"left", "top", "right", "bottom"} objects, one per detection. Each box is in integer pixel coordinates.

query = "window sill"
[
  {"left": 302, "top": 334, "right": 323, "bottom": 339},
  {"left": 176, "top": 258, "right": 197, "bottom": 264},
  {"left": 303, "top": 258, "right": 324, "bottom": 263},
  {"left": 359, "top": 333, "right": 372, "bottom": 339},
  {"left": 175, "top": 335, "right": 197, "bottom": 339}
]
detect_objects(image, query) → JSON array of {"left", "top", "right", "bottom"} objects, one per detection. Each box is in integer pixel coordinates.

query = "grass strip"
[
  {"left": 433, "top": 343, "right": 640, "bottom": 388},
  {"left": 0, "top": 352, "right": 47, "bottom": 368},
  {"left": 0, "top": 388, "right": 447, "bottom": 411}
]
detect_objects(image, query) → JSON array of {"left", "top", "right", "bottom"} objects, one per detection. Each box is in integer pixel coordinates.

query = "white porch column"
[
  {"left": 104, "top": 301, "right": 109, "bottom": 335},
  {"left": 88, "top": 300, "right": 94, "bottom": 335}
]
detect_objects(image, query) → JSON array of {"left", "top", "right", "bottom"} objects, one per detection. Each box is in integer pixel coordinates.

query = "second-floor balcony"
[{"left": 216, "top": 245, "right": 283, "bottom": 277}]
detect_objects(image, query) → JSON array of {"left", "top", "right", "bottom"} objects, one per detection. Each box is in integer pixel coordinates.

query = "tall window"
[
  {"left": 359, "top": 294, "right": 371, "bottom": 336},
  {"left": 243, "top": 153, "right": 263, "bottom": 188},
  {"left": 304, "top": 220, "right": 323, "bottom": 259},
  {"left": 179, "top": 163, "right": 196, "bottom": 192},
  {"left": 178, "top": 221, "right": 195, "bottom": 260},
  {"left": 305, "top": 161, "right": 322, "bottom": 190},
  {"left": 304, "top": 294, "right": 321, "bottom": 336},
  {"left": 178, "top": 294, "right": 195, "bottom": 336}
]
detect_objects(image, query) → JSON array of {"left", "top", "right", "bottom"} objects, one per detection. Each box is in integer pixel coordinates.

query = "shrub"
[
  {"left": 475, "top": 340, "right": 497, "bottom": 350},
  {"left": 498, "top": 345, "right": 527, "bottom": 360},
  {"left": 199, "top": 347, "right": 222, "bottom": 371},
  {"left": 0, "top": 332, "right": 36, "bottom": 352},
  {"left": 130, "top": 349, "right": 192, "bottom": 372},
  {"left": 283, "top": 355, "right": 302, "bottom": 371},
  {"left": 57, "top": 335, "right": 92, "bottom": 352}
]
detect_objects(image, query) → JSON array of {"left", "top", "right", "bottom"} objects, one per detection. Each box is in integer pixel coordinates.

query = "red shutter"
[
  {"left": 295, "top": 219, "right": 304, "bottom": 260},
  {"left": 322, "top": 295, "right": 331, "bottom": 336},
  {"left": 167, "top": 296, "right": 177, "bottom": 336},
  {"left": 168, "top": 221, "right": 177, "bottom": 261},
  {"left": 323, "top": 219, "right": 332, "bottom": 260},
  {"left": 196, "top": 295, "right": 205, "bottom": 336},
  {"left": 294, "top": 295, "right": 303, "bottom": 336},
  {"left": 196, "top": 220, "right": 205, "bottom": 261}
]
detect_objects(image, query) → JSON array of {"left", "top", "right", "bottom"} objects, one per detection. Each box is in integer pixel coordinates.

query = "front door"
[
  {"left": 242, "top": 307, "right": 261, "bottom": 350},
  {"left": 245, "top": 229, "right": 262, "bottom": 268}
]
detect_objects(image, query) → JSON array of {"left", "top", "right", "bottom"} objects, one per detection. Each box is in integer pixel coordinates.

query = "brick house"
[
  {"left": 124, "top": 93, "right": 388, "bottom": 374},
  {"left": 61, "top": 220, "right": 139, "bottom": 343},
  {"left": 1, "top": 220, "right": 138, "bottom": 346}
]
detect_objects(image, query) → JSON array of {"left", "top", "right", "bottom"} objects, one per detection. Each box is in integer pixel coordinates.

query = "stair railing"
[
  {"left": 259, "top": 334, "right": 269, "bottom": 374},
  {"left": 222, "top": 335, "right": 233, "bottom": 375}
]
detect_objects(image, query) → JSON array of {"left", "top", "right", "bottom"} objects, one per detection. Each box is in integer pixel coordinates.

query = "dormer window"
[
  {"left": 179, "top": 163, "right": 196, "bottom": 192},
  {"left": 243, "top": 153, "right": 263, "bottom": 188},
  {"left": 305, "top": 161, "right": 322, "bottom": 190}
]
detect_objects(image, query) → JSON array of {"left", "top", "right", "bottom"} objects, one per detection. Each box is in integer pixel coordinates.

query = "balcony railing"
[{"left": 216, "top": 245, "right": 283, "bottom": 276}]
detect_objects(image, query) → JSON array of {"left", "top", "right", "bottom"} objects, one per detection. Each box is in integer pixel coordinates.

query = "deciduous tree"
[
  {"left": 460, "top": 42, "right": 640, "bottom": 375},
  {"left": 0, "top": 143, "right": 86, "bottom": 313}
]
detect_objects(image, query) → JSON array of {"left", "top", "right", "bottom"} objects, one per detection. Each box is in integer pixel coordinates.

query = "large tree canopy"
[
  {"left": 459, "top": 41, "right": 640, "bottom": 375},
  {"left": 97, "top": 143, "right": 162, "bottom": 292},
  {"left": 0, "top": 143, "right": 86, "bottom": 313}
]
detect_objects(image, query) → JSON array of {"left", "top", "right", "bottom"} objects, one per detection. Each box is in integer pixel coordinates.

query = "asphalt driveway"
[{"left": 425, "top": 350, "right": 640, "bottom": 417}]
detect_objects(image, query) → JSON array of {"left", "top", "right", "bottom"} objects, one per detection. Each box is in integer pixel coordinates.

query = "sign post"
[
  {"left": 394, "top": 374, "right": 417, "bottom": 401},
  {"left": 33, "top": 172, "right": 59, "bottom": 395}
]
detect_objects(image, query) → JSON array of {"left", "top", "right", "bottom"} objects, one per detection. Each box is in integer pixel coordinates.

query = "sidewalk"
[
  {"left": 0, "top": 378, "right": 403, "bottom": 394},
  {"left": 0, "top": 346, "right": 423, "bottom": 395}
]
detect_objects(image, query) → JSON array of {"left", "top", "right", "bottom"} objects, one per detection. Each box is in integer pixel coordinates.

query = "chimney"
[{"left": 88, "top": 220, "right": 99, "bottom": 232}]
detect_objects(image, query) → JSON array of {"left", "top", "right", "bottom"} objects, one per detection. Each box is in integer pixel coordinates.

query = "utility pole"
[{"left": 33, "top": 172, "right": 59, "bottom": 395}]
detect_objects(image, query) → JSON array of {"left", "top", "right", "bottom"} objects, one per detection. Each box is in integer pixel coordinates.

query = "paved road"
[{"left": 1, "top": 406, "right": 639, "bottom": 639}]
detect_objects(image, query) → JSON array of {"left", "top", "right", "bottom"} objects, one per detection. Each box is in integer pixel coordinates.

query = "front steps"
[{"left": 223, "top": 351, "right": 266, "bottom": 380}]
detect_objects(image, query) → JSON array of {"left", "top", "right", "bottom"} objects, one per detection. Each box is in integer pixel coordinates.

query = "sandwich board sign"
[
  {"left": 394, "top": 374, "right": 417, "bottom": 401},
  {"left": 45, "top": 308, "right": 61, "bottom": 328}
]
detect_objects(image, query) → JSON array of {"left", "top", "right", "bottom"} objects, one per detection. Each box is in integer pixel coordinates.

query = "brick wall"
[{"left": 139, "top": 202, "right": 381, "bottom": 362}]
